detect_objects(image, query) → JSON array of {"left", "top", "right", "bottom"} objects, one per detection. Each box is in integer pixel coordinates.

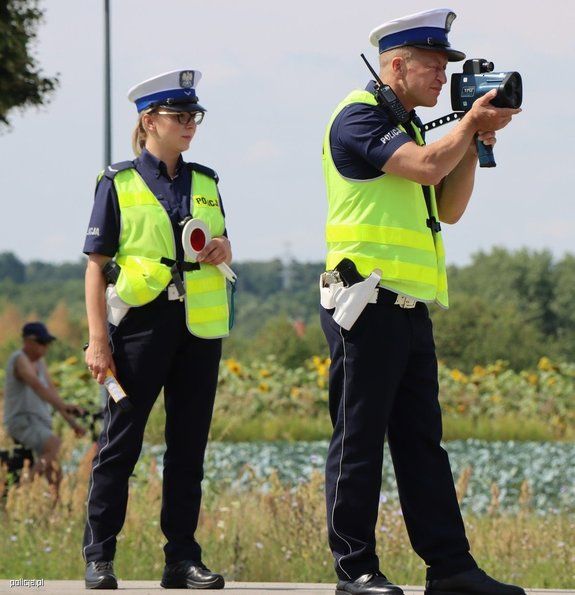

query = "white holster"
[
  {"left": 106, "top": 285, "right": 131, "bottom": 326},
  {"left": 320, "top": 270, "right": 381, "bottom": 330}
]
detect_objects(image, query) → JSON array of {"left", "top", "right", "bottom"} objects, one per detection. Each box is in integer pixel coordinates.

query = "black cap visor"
[
  {"left": 156, "top": 100, "right": 206, "bottom": 113},
  {"left": 409, "top": 43, "right": 466, "bottom": 62},
  {"left": 25, "top": 334, "right": 56, "bottom": 345}
]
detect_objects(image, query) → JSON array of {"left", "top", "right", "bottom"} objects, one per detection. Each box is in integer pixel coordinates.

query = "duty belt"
[
  {"left": 160, "top": 257, "right": 200, "bottom": 300},
  {"left": 321, "top": 273, "right": 419, "bottom": 309}
]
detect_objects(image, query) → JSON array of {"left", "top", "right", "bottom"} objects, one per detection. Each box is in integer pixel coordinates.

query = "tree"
[
  {"left": 26, "top": 259, "right": 85, "bottom": 282},
  {"left": 432, "top": 295, "right": 544, "bottom": 371},
  {"left": 229, "top": 315, "right": 328, "bottom": 368},
  {"left": 0, "top": 252, "right": 25, "bottom": 283},
  {"left": 447, "top": 247, "right": 559, "bottom": 343},
  {"left": 551, "top": 255, "right": 575, "bottom": 357},
  {"left": 0, "top": 0, "right": 58, "bottom": 127}
]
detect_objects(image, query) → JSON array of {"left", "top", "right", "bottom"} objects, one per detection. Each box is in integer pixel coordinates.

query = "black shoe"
[
  {"left": 336, "top": 571, "right": 404, "bottom": 594},
  {"left": 425, "top": 568, "right": 526, "bottom": 595},
  {"left": 85, "top": 561, "right": 117, "bottom": 590},
  {"left": 161, "top": 560, "right": 225, "bottom": 589}
]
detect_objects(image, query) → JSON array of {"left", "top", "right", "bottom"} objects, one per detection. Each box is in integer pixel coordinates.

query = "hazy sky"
[{"left": 1, "top": 0, "right": 573, "bottom": 265}]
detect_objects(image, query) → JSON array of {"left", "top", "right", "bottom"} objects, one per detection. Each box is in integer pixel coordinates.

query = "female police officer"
[{"left": 82, "top": 70, "right": 231, "bottom": 590}]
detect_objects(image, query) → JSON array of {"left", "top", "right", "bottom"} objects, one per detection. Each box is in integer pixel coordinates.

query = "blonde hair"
[{"left": 131, "top": 108, "right": 154, "bottom": 156}]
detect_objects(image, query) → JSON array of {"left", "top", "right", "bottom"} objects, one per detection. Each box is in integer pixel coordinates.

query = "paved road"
[{"left": 1, "top": 581, "right": 572, "bottom": 594}]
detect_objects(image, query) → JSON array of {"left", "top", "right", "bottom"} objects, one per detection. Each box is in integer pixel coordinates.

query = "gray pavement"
[{"left": 0, "top": 581, "right": 572, "bottom": 594}]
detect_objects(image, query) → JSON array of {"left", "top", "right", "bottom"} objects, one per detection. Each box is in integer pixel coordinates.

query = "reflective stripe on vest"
[
  {"left": 183, "top": 170, "right": 229, "bottom": 338},
  {"left": 112, "top": 167, "right": 229, "bottom": 338},
  {"left": 323, "top": 89, "right": 448, "bottom": 307}
]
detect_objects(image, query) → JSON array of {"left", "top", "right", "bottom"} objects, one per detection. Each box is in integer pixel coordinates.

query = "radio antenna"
[{"left": 360, "top": 53, "right": 384, "bottom": 87}]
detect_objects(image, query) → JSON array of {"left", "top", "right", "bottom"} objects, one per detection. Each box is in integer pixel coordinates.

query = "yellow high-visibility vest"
[
  {"left": 109, "top": 164, "right": 230, "bottom": 338},
  {"left": 323, "top": 89, "right": 448, "bottom": 307}
]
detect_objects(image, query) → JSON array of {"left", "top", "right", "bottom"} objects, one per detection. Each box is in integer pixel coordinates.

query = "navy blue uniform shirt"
[
  {"left": 330, "top": 81, "right": 424, "bottom": 179},
  {"left": 83, "top": 148, "right": 227, "bottom": 262}
]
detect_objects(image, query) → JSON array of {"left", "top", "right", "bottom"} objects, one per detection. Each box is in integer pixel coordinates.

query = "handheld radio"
[{"left": 360, "top": 53, "right": 410, "bottom": 125}]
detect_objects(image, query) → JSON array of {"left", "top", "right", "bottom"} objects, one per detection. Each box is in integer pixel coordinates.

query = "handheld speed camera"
[{"left": 451, "top": 59, "right": 522, "bottom": 167}]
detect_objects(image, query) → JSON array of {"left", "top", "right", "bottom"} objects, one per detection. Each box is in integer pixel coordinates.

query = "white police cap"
[
  {"left": 127, "top": 69, "right": 206, "bottom": 113},
  {"left": 369, "top": 8, "right": 465, "bottom": 62}
]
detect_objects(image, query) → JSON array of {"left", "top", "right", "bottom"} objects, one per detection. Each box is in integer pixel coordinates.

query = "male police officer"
[{"left": 320, "top": 9, "right": 524, "bottom": 595}]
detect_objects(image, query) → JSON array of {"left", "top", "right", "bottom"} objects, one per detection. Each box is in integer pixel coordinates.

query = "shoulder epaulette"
[
  {"left": 103, "top": 161, "right": 135, "bottom": 180},
  {"left": 189, "top": 162, "right": 219, "bottom": 183}
]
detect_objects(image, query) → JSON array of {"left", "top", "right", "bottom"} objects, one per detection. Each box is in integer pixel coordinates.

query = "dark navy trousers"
[
  {"left": 320, "top": 298, "right": 477, "bottom": 582},
  {"left": 82, "top": 294, "right": 221, "bottom": 564}
]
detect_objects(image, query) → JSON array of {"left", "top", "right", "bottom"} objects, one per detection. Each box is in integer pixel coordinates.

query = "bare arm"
[
  {"left": 383, "top": 90, "right": 520, "bottom": 186},
  {"left": 435, "top": 141, "right": 477, "bottom": 224},
  {"left": 436, "top": 128, "right": 499, "bottom": 224},
  {"left": 85, "top": 254, "right": 116, "bottom": 384}
]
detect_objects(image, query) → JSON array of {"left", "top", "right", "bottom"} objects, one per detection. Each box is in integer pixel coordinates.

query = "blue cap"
[
  {"left": 369, "top": 8, "right": 465, "bottom": 62},
  {"left": 22, "top": 322, "right": 56, "bottom": 344},
  {"left": 127, "top": 69, "right": 206, "bottom": 113}
]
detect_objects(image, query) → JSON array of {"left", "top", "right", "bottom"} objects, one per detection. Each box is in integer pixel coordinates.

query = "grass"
[
  {"left": 141, "top": 397, "right": 336, "bottom": 445},
  {"left": 0, "top": 429, "right": 573, "bottom": 588},
  {"left": 441, "top": 414, "right": 572, "bottom": 442},
  {"left": 211, "top": 413, "right": 332, "bottom": 442},
  {"left": 140, "top": 398, "right": 573, "bottom": 444}
]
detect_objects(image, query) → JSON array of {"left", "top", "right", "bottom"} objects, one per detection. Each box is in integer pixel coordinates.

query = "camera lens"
[
  {"left": 505, "top": 73, "right": 522, "bottom": 108},
  {"left": 492, "top": 72, "right": 522, "bottom": 108}
]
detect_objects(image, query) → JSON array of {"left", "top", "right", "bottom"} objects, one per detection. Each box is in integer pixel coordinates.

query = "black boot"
[
  {"left": 336, "top": 571, "right": 404, "bottom": 594},
  {"left": 85, "top": 561, "right": 117, "bottom": 590},
  {"left": 161, "top": 560, "right": 225, "bottom": 590},
  {"left": 425, "top": 568, "right": 526, "bottom": 595}
]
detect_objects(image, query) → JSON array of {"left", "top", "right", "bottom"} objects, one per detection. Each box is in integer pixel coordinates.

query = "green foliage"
[
  {"left": 47, "top": 355, "right": 101, "bottom": 411},
  {"left": 180, "top": 355, "right": 575, "bottom": 442},
  {"left": 433, "top": 247, "right": 575, "bottom": 369},
  {"left": 234, "top": 259, "right": 321, "bottom": 297},
  {"left": 447, "top": 247, "right": 557, "bottom": 335},
  {"left": 0, "top": 0, "right": 59, "bottom": 127},
  {"left": 432, "top": 295, "right": 543, "bottom": 371},
  {"left": 25, "top": 259, "right": 86, "bottom": 282},
  {"left": 550, "top": 254, "right": 575, "bottom": 355},
  {"left": 438, "top": 358, "right": 574, "bottom": 437},
  {"left": 2, "top": 352, "right": 571, "bottom": 445},
  {"left": 0, "top": 251, "right": 85, "bottom": 283},
  {"left": 224, "top": 316, "right": 328, "bottom": 369},
  {"left": 0, "top": 278, "right": 85, "bottom": 319},
  {"left": 229, "top": 260, "right": 323, "bottom": 339},
  {"left": 441, "top": 415, "right": 560, "bottom": 442},
  {"left": 0, "top": 252, "right": 86, "bottom": 319},
  {"left": 0, "top": 252, "right": 25, "bottom": 283},
  {"left": 1, "top": 248, "right": 575, "bottom": 370}
]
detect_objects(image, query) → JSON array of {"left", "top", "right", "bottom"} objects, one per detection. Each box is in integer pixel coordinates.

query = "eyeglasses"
[{"left": 156, "top": 111, "right": 204, "bottom": 125}]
